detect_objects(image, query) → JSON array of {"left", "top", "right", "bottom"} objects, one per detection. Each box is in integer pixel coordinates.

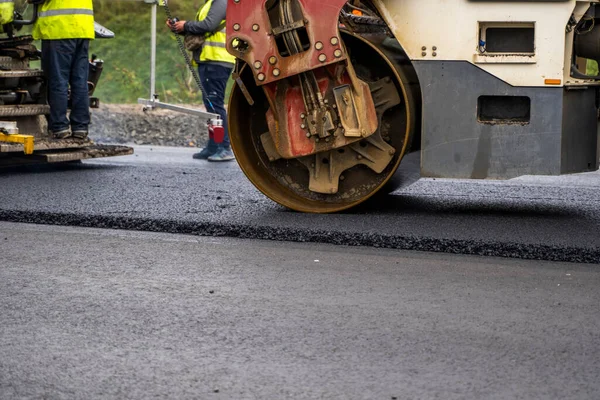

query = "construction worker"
[
  {"left": 33, "top": 0, "right": 94, "bottom": 139},
  {"left": 0, "top": 0, "right": 14, "bottom": 28},
  {"left": 169, "top": 0, "right": 236, "bottom": 162}
]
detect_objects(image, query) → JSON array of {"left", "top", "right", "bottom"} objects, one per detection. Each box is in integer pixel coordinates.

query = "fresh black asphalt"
[{"left": 1, "top": 146, "right": 599, "bottom": 263}]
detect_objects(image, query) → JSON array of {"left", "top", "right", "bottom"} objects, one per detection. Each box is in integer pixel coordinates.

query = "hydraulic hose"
[{"left": 13, "top": 3, "right": 40, "bottom": 26}]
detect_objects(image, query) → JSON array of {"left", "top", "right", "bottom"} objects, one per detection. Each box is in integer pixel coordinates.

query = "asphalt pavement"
[
  {"left": 1, "top": 146, "right": 600, "bottom": 263},
  {"left": 1, "top": 222, "right": 599, "bottom": 399}
]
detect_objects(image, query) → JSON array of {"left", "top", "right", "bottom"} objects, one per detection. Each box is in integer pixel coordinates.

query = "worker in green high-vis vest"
[
  {"left": 169, "top": 0, "right": 236, "bottom": 162},
  {"left": 0, "top": 0, "right": 14, "bottom": 29},
  {"left": 33, "top": 0, "right": 94, "bottom": 140}
]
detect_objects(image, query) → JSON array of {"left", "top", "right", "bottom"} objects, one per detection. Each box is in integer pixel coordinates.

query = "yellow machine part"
[
  {"left": 0, "top": 133, "right": 34, "bottom": 154},
  {"left": 0, "top": 1, "right": 14, "bottom": 28}
]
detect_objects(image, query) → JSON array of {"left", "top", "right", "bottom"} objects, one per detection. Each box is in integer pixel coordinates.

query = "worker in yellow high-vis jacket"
[
  {"left": 33, "top": 0, "right": 94, "bottom": 139},
  {"left": 169, "top": 0, "right": 236, "bottom": 162},
  {"left": 0, "top": 0, "right": 14, "bottom": 28}
]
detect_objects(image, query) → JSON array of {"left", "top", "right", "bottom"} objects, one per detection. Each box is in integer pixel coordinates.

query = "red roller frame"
[{"left": 226, "top": 0, "right": 348, "bottom": 86}]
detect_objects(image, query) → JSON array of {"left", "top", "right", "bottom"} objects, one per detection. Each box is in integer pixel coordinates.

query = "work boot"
[
  {"left": 50, "top": 128, "right": 71, "bottom": 139},
  {"left": 207, "top": 146, "right": 235, "bottom": 162},
  {"left": 192, "top": 138, "right": 218, "bottom": 160},
  {"left": 72, "top": 130, "right": 88, "bottom": 140}
]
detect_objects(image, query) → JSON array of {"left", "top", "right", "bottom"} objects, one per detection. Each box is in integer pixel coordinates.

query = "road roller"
[
  {"left": 0, "top": 1, "right": 132, "bottom": 167},
  {"left": 226, "top": 0, "right": 600, "bottom": 213}
]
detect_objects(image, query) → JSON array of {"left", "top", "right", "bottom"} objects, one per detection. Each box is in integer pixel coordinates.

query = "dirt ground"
[{"left": 89, "top": 103, "right": 211, "bottom": 148}]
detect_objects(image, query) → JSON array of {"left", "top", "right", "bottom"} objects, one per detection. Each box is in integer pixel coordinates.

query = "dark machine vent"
[
  {"left": 485, "top": 27, "right": 535, "bottom": 53},
  {"left": 478, "top": 96, "right": 531, "bottom": 124}
]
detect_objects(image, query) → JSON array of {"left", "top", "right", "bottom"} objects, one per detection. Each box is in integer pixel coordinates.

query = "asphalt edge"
[{"left": 0, "top": 210, "right": 596, "bottom": 264}]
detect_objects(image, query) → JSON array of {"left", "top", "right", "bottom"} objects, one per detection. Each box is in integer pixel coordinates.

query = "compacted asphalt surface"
[
  {"left": 1, "top": 222, "right": 599, "bottom": 399},
  {"left": 1, "top": 146, "right": 600, "bottom": 263}
]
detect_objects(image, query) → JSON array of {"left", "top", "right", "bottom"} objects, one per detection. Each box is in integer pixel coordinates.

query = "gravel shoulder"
[{"left": 90, "top": 103, "right": 211, "bottom": 148}]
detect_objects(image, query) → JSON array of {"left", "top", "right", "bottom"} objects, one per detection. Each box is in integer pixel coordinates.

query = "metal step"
[
  {"left": 0, "top": 104, "right": 50, "bottom": 117},
  {"left": 0, "top": 144, "right": 133, "bottom": 166},
  {"left": 0, "top": 137, "right": 94, "bottom": 153},
  {"left": 0, "top": 69, "right": 43, "bottom": 78}
]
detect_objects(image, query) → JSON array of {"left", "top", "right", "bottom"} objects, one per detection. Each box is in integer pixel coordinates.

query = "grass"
[
  {"left": 587, "top": 60, "right": 599, "bottom": 76},
  {"left": 87, "top": 0, "right": 233, "bottom": 104}
]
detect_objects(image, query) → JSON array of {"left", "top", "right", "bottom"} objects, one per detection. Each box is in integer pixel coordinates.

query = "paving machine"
[
  {"left": 226, "top": 0, "right": 600, "bottom": 212},
  {"left": 0, "top": 1, "right": 132, "bottom": 167}
]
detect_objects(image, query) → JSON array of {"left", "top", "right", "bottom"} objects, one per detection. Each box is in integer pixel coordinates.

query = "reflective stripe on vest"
[
  {"left": 196, "top": 0, "right": 235, "bottom": 65},
  {"left": 0, "top": 0, "right": 13, "bottom": 25},
  {"left": 38, "top": 8, "right": 93, "bottom": 17},
  {"left": 204, "top": 41, "right": 226, "bottom": 48},
  {"left": 33, "top": 0, "right": 94, "bottom": 40}
]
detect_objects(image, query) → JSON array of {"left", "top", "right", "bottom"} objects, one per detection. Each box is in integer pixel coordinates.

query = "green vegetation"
[
  {"left": 587, "top": 59, "right": 599, "bottom": 76},
  {"left": 87, "top": 0, "right": 232, "bottom": 104}
]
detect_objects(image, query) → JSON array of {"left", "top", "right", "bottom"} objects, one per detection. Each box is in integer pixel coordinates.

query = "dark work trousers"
[
  {"left": 41, "top": 39, "right": 90, "bottom": 132},
  {"left": 197, "top": 63, "right": 233, "bottom": 148}
]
